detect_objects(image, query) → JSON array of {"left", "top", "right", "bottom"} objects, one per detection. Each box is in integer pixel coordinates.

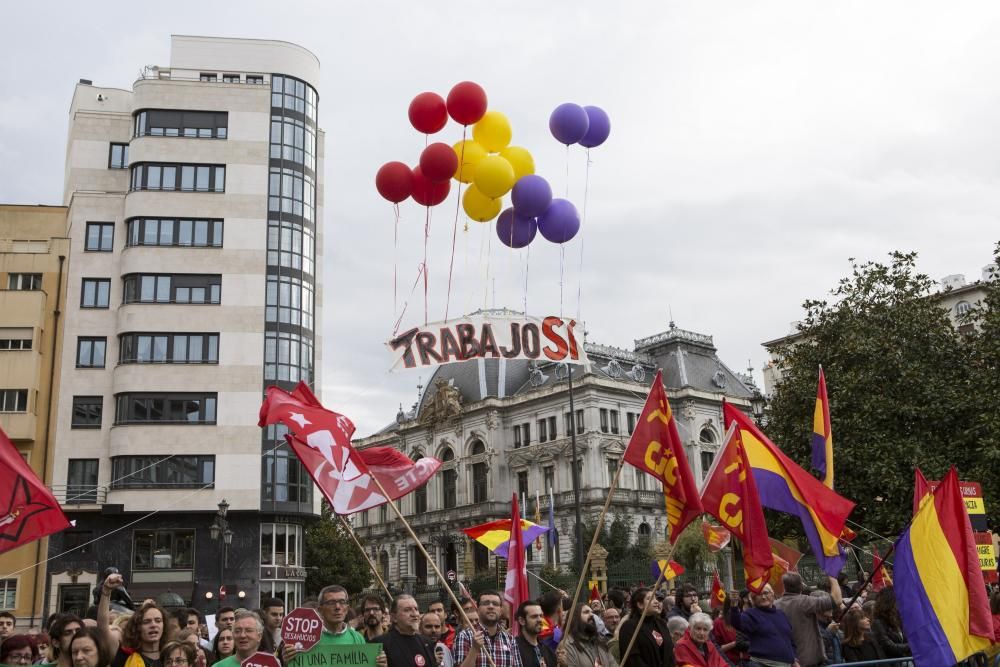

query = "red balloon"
[
  {"left": 408, "top": 92, "right": 448, "bottom": 134},
  {"left": 446, "top": 81, "right": 488, "bottom": 126},
  {"left": 419, "top": 143, "right": 459, "bottom": 183},
  {"left": 375, "top": 161, "right": 413, "bottom": 203},
  {"left": 411, "top": 166, "right": 451, "bottom": 207}
]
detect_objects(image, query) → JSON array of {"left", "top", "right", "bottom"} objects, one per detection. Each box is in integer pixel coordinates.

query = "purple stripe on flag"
[
  {"left": 810, "top": 432, "right": 828, "bottom": 474},
  {"left": 894, "top": 532, "right": 957, "bottom": 666}
]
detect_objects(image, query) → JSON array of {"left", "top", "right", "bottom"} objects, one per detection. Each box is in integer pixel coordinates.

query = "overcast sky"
[{"left": 2, "top": 2, "right": 997, "bottom": 436}]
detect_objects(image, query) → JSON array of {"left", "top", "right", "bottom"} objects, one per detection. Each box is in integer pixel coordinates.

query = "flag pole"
[
  {"left": 836, "top": 543, "right": 896, "bottom": 622},
  {"left": 366, "top": 475, "right": 498, "bottom": 667},
  {"left": 617, "top": 543, "right": 676, "bottom": 667},
  {"left": 336, "top": 514, "right": 393, "bottom": 601}
]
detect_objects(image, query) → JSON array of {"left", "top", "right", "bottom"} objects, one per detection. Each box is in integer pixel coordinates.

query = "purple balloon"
[
  {"left": 549, "top": 103, "right": 590, "bottom": 145},
  {"left": 579, "top": 106, "right": 610, "bottom": 148},
  {"left": 537, "top": 199, "right": 580, "bottom": 244},
  {"left": 496, "top": 208, "right": 537, "bottom": 249},
  {"left": 511, "top": 175, "right": 553, "bottom": 218}
]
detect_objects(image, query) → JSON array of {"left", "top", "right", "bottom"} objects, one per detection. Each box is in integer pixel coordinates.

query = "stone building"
[{"left": 351, "top": 314, "right": 756, "bottom": 588}]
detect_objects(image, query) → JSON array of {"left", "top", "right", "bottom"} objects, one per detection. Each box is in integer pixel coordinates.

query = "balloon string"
[
  {"left": 393, "top": 263, "right": 426, "bottom": 335},
  {"left": 523, "top": 244, "right": 531, "bottom": 315},
  {"left": 484, "top": 221, "right": 493, "bottom": 310},
  {"left": 577, "top": 148, "right": 592, "bottom": 322},
  {"left": 423, "top": 205, "right": 431, "bottom": 326},
  {"left": 393, "top": 203, "right": 400, "bottom": 325},
  {"left": 565, "top": 144, "right": 571, "bottom": 199},
  {"left": 445, "top": 126, "right": 468, "bottom": 323},
  {"left": 559, "top": 244, "right": 565, "bottom": 318}
]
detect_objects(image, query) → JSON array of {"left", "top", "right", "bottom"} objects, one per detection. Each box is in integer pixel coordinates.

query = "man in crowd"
[
  {"left": 359, "top": 596, "right": 386, "bottom": 642},
  {"left": 0, "top": 611, "right": 15, "bottom": 642},
  {"left": 774, "top": 572, "right": 842, "bottom": 667},
  {"left": 283, "top": 585, "right": 385, "bottom": 667},
  {"left": 216, "top": 607, "right": 236, "bottom": 632},
  {"left": 600, "top": 608, "right": 620, "bottom": 639},
  {"left": 454, "top": 591, "right": 523, "bottom": 667},
  {"left": 429, "top": 601, "right": 455, "bottom": 650},
  {"left": 537, "top": 591, "right": 563, "bottom": 652},
  {"left": 375, "top": 595, "right": 437, "bottom": 667},
  {"left": 215, "top": 610, "right": 264, "bottom": 667},
  {"left": 421, "top": 613, "right": 444, "bottom": 645},
  {"left": 515, "top": 602, "right": 556, "bottom": 667},
  {"left": 260, "top": 598, "right": 285, "bottom": 653}
]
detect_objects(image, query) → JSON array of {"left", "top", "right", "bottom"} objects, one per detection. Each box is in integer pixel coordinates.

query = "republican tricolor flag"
[{"left": 811, "top": 366, "right": 834, "bottom": 488}]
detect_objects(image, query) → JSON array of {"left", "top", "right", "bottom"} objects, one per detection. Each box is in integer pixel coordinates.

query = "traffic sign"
[
  {"left": 282, "top": 607, "right": 324, "bottom": 652},
  {"left": 446, "top": 570, "right": 457, "bottom": 583},
  {"left": 242, "top": 653, "right": 281, "bottom": 667}
]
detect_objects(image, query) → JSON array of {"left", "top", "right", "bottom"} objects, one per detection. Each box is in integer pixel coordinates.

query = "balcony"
[
  {"left": 0, "top": 412, "right": 37, "bottom": 442},
  {"left": 0, "top": 289, "right": 46, "bottom": 326},
  {"left": 49, "top": 485, "right": 108, "bottom": 508}
]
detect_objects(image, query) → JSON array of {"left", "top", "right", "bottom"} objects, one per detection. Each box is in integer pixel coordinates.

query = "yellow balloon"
[
  {"left": 463, "top": 186, "right": 501, "bottom": 223},
  {"left": 499, "top": 146, "right": 535, "bottom": 181},
  {"left": 472, "top": 111, "right": 512, "bottom": 152},
  {"left": 453, "top": 139, "right": 487, "bottom": 184},
  {"left": 473, "top": 155, "right": 515, "bottom": 198}
]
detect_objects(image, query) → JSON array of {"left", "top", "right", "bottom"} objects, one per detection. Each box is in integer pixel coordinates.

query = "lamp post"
[
  {"left": 209, "top": 499, "right": 232, "bottom": 610},
  {"left": 749, "top": 388, "right": 768, "bottom": 428}
]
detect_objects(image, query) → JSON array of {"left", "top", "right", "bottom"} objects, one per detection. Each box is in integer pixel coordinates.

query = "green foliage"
[
  {"left": 766, "top": 248, "right": 1000, "bottom": 538},
  {"left": 304, "top": 502, "right": 373, "bottom": 596},
  {"left": 672, "top": 522, "right": 711, "bottom": 570}
]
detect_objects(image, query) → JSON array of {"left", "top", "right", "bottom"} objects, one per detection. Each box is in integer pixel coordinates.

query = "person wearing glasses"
[
  {"left": 728, "top": 584, "right": 798, "bottom": 667},
  {"left": 453, "top": 590, "right": 523, "bottom": 667},
  {"left": 358, "top": 595, "right": 386, "bottom": 642},
  {"left": 211, "top": 611, "right": 263, "bottom": 667},
  {"left": 282, "top": 586, "right": 387, "bottom": 667},
  {"left": 666, "top": 585, "right": 701, "bottom": 622},
  {"left": 161, "top": 642, "right": 196, "bottom": 667},
  {"left": 1, "top": 634, "right": 39, "bottom": 665}
]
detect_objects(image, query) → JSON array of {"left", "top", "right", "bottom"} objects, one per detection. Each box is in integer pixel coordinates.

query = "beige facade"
[
  {"left": 0, "top": 204, "right": 70, "bottom": 627},
  {"left": 48, "top": 35, "right": 322, "bottom": 615}
]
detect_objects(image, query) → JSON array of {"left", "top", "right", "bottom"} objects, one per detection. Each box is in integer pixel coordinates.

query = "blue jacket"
[{"left": 729, "top": 606, "right": 796, "bottom": 664}]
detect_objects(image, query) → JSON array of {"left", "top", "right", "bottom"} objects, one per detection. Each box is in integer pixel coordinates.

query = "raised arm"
[{"left": 98, "top": 573, "right": 123, "bottom": 655}]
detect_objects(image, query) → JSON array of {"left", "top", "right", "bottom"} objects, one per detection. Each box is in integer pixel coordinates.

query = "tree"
[
  {"left": 304, "top": 501, "right": 373, "bottom": 595},
  {"left": 765, "top": 250, "right": 999, "bottom": 538}
]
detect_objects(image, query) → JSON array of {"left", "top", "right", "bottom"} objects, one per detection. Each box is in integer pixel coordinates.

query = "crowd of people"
[{"left": 3, "top": 570, "right": 1000, "bottom": 667}]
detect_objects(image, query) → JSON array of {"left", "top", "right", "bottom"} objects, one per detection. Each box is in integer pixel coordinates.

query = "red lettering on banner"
[
  {"left": 479, "top": 324, "right": 500, "bottom": 358},
  {"left": 542, "top": 316, "right": 569, "bottom": 361},
  {"left": 567, "top": 320, "right": 579, "bottom": 360},
  {"left": 389, "top": 328, "right": 419, "bottom": 369},
  {"left": 439, "top": 328, "right": 461, "bottom": 362},
  {"left": 522, "top": 324, "right": 540, "bottom": 358},
  {"left": 500, "top": 323, "right": 522, "bottom": 358},
  {"left": 416, "top": 332, "right": 441, "bottom": 365},
  {"left": 456, "top": 323, "right": 479, "bottom": 359}
]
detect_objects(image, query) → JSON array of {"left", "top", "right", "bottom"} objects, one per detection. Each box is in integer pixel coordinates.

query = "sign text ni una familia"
[{"left": 388, "top": 314, "right": 588, "bottom": 371}]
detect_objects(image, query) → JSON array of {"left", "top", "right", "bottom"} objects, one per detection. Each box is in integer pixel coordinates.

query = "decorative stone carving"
[
  {"left": 486, "top": 410, "right": 499, "bottom": 430},
  {"left": 419, "top": 378, "right": 463, "bottom": 426},
  {"left": 681, "top": 400, "right": 697, "bottom": 421}
]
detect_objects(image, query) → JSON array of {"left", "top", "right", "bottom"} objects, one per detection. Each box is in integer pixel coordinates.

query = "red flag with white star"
[
  {"left": 260, "top": 383, "right": 440, "bottom": 515},
  {"left": 0, "top": 426, "right": 70, "bottom": 554}
]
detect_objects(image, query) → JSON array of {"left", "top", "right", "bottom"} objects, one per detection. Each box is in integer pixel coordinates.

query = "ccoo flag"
[
  {"left": 623, "top": 370, "right": 703, "bottom": 542},
  {"left": 894, "top": 467, "right": 992, "bottom": 666},
  {"left": 710, "top": 571, "right": 726, "bottom": 609},
  {"left": 811, "top": 366, "right": 834, "bottom": 488},
  {"left": 724, "top": 402, "right": 855, "bottom": 577}
]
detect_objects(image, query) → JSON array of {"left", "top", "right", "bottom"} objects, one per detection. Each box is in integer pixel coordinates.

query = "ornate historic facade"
[{"left": 352, "top": 315, "right": 757, "bottom": 587}]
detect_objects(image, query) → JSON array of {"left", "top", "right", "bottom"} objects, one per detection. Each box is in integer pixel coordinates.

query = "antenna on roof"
[{"left": 668, "top": 305, "right": 675, "bottom": 329}]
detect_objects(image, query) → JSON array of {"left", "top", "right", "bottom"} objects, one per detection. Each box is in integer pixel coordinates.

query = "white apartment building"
[{"left": 47, "top": 35, "right": 323, "bottom": 615}]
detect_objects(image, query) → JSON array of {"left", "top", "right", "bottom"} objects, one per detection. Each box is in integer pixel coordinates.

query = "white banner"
[{"left": 387, "top": 313, "right": 588, "bottom": 372}]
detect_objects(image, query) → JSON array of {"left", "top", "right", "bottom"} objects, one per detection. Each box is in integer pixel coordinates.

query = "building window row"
[
  {"left": 114, "top": 392, "right": 217, "bottom": 425},
  {"left": 126, "top": 217, "right": 223, "bottom": 248},
  {"left": 264, "top": 330, "right": 313, "bottom": 383},
  {"left": 134, "top": 109, "right": 228, "bottom": 139},
  {"left": 267, "top": 219, "right": 314, "bottom": 275},
  {"left": 270, "top": 115, "right": 317, "bottom": 171},
  {"left": 513, "top": 422, "right": 530, "bottom": 448},
  {"left": 268, "top": 167, "right": 315, "bottom": 223},
  {"left": 261, "top": 523, "right": 302, "bottom": 566},
  {"left": 7, "top": 273, "right": 42, "bottom": 290},
  {"left": 111, "top": 455, "right": 215, "bottom": 489},
  {"left": 200, "top": 73, "right": 265, "bottom": 85},
  {"left": 81, "top": 278, "right": 111, "bottom": 308},
  {"left": 134, "top": 529, "right": 194, "bottom": 570},
  {"left": 563, "top": 409, "right": 585, "bottom": 436},
  {"left": 0, "top": 389, "right": 28, "bottom": 412},
  {"left": 599, "top": 408, "right": 620, "bottom": 434},
  {"left": 265, "top": 274, "right": 314, "bottom": 330},
  {"left": 130, "top": 163, "right": 225, "bottom": 192},
  {"left": 67, "top": 458, "right": 99, "bottom": 503},
  {"left": 71, "top": 396, "right": 102, "bottom": 429},
  {"left": 76, "top": 337, "right": 107, "bottom": 368},
  {"left": 119, "top": 332, "right": 219, "bottom": 364},
  {"left": 0, "top": 328, "right": 32, "bottom": 350},
  {"left": 86, "top": 222, "right": 114, "bottom": 251},
  {"left": 108, "top": 143, "right": 129, "bottom": 169},
  {"left": 123, "top": 273, "right": 221, "bottom": 305},
  {"left": 538, "top": 416, "right": 557, "bottom": 443},
  {"left": 271, "top": 75, "right": 317, "bottom": 122},
  {"left": 262, "top": 444, "right": 311, "bottom": 503}
]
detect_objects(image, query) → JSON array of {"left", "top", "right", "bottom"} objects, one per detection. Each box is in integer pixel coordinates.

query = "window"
[
  {"left": 635, "top": 469, "right": 648, "bottom": 491},
  {"left": 627, "top": 412, "right": 637, "bottom": 435},
  {"left": 76, "top": 337, "right": 107, "bottom": 368},
  {"left": 607, "top": 459, "right": 617, "bottom": 485},
  {"left": 222, "top": 74, "right": 240, "bottom": 83},
  {"left": 67, "top": 459, "right": 99, "bottom": 503},
  {"left": 576, "top": 409, "right": 585, "bottom": 434},
  {"left": 538, "top": 418, "right": 548, "bottom": 443},
  {"left": 955, "top": 301, "right": 973, "bottom": 317},
  {"left": 264, "top": 330, "right": 313, "bottom": 383},
  {"left": 413, "top": 479, "right": 427, "bottom": 514},
  {"left": 247, "top": 75, "right": 264, "bottom": 85},
  {"left": 85, "top": 222, "right": 114, "bottom": 251},
  {"left": 700, "top": 451, "right": 715, "bottom": 481},
  {"left": 267, "top": 219, "right": 315, "bottom": 275},
  {"left": 548, "top": 416, "right": 557, "bottom": 439},
  {"left": 271, "top": 74, "right": 317, "bottom": 122},
  {"left": 0, "top": 579, "right": 15, "bottom": 610},
  {"left": 114, "top": 393, "right": 217, "bottom": 424},
  {"left": 81, "top": 278, "right": 110, "bottom": 308},
  {"left": 610, "top": 410, "right": 620, "bottom": 434},
  {"left": 8, "top": 273, "right": 41, "bottom": 290},
  {"left": 379, "top": 505, "right": 388, "bottom": 524},
  {"left": 0, "top": 328, "right": 32, "bottom": 350},
  {"left": 63, "top": 530, "right": 93, "bottom": 555},
  {"left": 133, "top": 529, "right": 194, "bottom": 570},
  {"left": 119, "top": 333, "right": 219, "bottom": 364},
  {"left": 126, "top": 218, "right": 223, "bottom": 248},
  {"left": 130, "top": 163, "right": 225, "bottom": 192},
  {"left": 258, "top": 581, "right": 303, "bottom": 612},
  {"left": 517, "top": 471, "right": 529, "bottom": 500},
  {"left": 269, "top": 116, "right": 317, "bottom": 171},
  {"left": 268, "top": 167, "right": 316, "bottom": 219},
  {"left": 600, "top": 408, "right": 609, "bottom": 433},
  {"left": 111, "top": 455, "right": 215, "bottom": 489},
  {"left": 265, "top": 274, "right": 315, "bottom": 329},
  {"left": 57, "top": 584, "right": 89, "bottom": 616},
  {"left": 122, "top": 274, "right": 221, "bottom": 304},
  {"left": 199, "top": 73, "right": 217, "bottom": 82},
  {"left": 442, "top": 469, "right": 457, "bottom": 509},
  {"left": 521, "top": 422, "right": 531, "bottom": 447},
  {"left": 699, "top": 429, "right": 716, "bottom": 445},
  {"left": 134, "top": 110, "right": 228, "bottom": 139},
  {"left": 260, "top": 523, "right": 303, "bottom": 566},
  {"left": 0, "top": 390, "right": 28, "bottom": 412},
  {"left": 71, "top": 396, "right": 102, "bottom": 429},
  {"left": 514, "top": 424, "right": 522, "bottom": 449},
  {"left": 564, "top": 412, "right": 573, "bottom": 436},
  {"left": 261, "top": 443, "right": 312, "bottom": 504},
  {"left": 638, "top": 523, "right": 652, "bottom": 539},
  {"left": 470, "top": 440, "right": 486, "bottom": 456},
  {"left": 108, "top": 143, "right": 129, "bottom": 169},
  {"left": 543, "top": 466, "right": 555, "bottom": 492}
]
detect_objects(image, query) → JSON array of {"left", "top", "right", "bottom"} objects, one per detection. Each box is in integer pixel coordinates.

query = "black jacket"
[
  {"left": 616, "top": 615, "right": 674, "bottom": 667},
  {"left": 375, "top": 628, "right": 439, "bottom": 667},
  {"left": 517, "top": 635, "right": 557, "bottom": 667}
]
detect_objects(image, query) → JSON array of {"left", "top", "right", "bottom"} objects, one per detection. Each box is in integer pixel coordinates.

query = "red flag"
[
  {"left": 0, "top": 426, "right": 70, "bottom": 554},
  {"left": 710, "top": 571, "right": 726, "bottom": 609},
  {"left": 702, "top": 520, "right": 732, "bottom": 552},
  {"left": 767, "top": 539, "right": 802, "bottom": 595},
  {"left": 700, "top": 424, "right": 774, "bottom": 592},
  {"left": 589, "top": 583, "right": 601, "bottom": 603},
  {"left": 913, "top": 467, "right": 931, "bottom": 516},
  {"left": 623, "top": 370, "right": 703, "bottom": 542},
  {"left": 504, "top": 493, "right": 529, "bottom": 636},
  {"left": 261, "top": 383, "right": 440, "bottom": 514},
  {"left": 871, "top": 544, "right": 893, "bottom": 592}
]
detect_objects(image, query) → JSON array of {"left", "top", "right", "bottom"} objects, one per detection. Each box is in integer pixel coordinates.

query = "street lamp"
[
  {"left": 210, "top": 499, "right": 232, "bottom": 609},
  {"left": 749, "top": 388, "right": 768, "bottom": 427}
]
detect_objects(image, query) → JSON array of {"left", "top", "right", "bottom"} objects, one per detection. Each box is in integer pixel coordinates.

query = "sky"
[{"left": 2, "top": 1, "right": 997, "bottom": 436}]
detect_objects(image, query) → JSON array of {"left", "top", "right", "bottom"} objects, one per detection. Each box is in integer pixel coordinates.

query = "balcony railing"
[{"left": 49, "top": 485, "right": 107, "bottom": 506}]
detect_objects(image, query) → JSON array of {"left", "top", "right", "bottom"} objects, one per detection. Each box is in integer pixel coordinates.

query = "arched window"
[
  {"left": 412, "top": 455, "right": 427, "bottom": 514},
  {"left": 442, "top": 468, "right": 457, "bottom": 509},
  {"left": 470, "top": 439, "right": 486, "bottom": 456},
  {"left": 472, "top": 462, "right": 488, "bottom": 503},
  {"left": 441, "top": 447, "right": 455, "bottom": 462},
  {"left": 955, "top": 301, "right": 972, "bottom": 317},
  {"left": 638, "top": 522, "right": 652, "bottom": 538},
  {"left": 699, "top": 428, "right": 716, "bottom": 445},
  {"left": 379, "top": 551, "right": 389, "bottom": 580}
]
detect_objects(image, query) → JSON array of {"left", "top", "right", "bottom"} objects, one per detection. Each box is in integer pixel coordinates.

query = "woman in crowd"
[
  {"left": 211, "top": 628, "right": 235, "bottom": 663},
  {"left": 711, "top": 592, "right": 748, "bottom": 666},
  {"left": 1, "top": 635, "right": 39, "bottom": 665},
  {"left": 160, "top": 641, "right": 197, "bottom": 667},
  {"left": 616, "top": 588, "right": 675, "bottom": 667},
  {"left": 840, "top": 607, "right": 884, "bottom": 662},
  {"left": 672, "top": 613, "right": 725, "bottom": 667},
  {"left": 50, "top": 613, "right": 85, "bottom": 667},
  {"left": 556, "top": 604, "right": 617, "bottom": 667},
  {"left": 70, "top": 627, "right": 114, "bottom": 667},
  {"left": 36, "top": 633, "right": 52, "bottom": 664},
  {"left": 176, "top": 629, "right": 210, "bottom": 667},
  {"left": 728, "top": 584, "right": 795, "bottom": 667},
  {"left": 871, "top": 588, "right": 910, "bottom": 661}
]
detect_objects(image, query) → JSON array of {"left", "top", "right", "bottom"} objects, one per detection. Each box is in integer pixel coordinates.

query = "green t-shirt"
[
  {"left": 211, "top": 656, "right": 241, "bottom": 667},
  {"left": 314, "top": 626, "right": 368, "bottom": 647}
]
